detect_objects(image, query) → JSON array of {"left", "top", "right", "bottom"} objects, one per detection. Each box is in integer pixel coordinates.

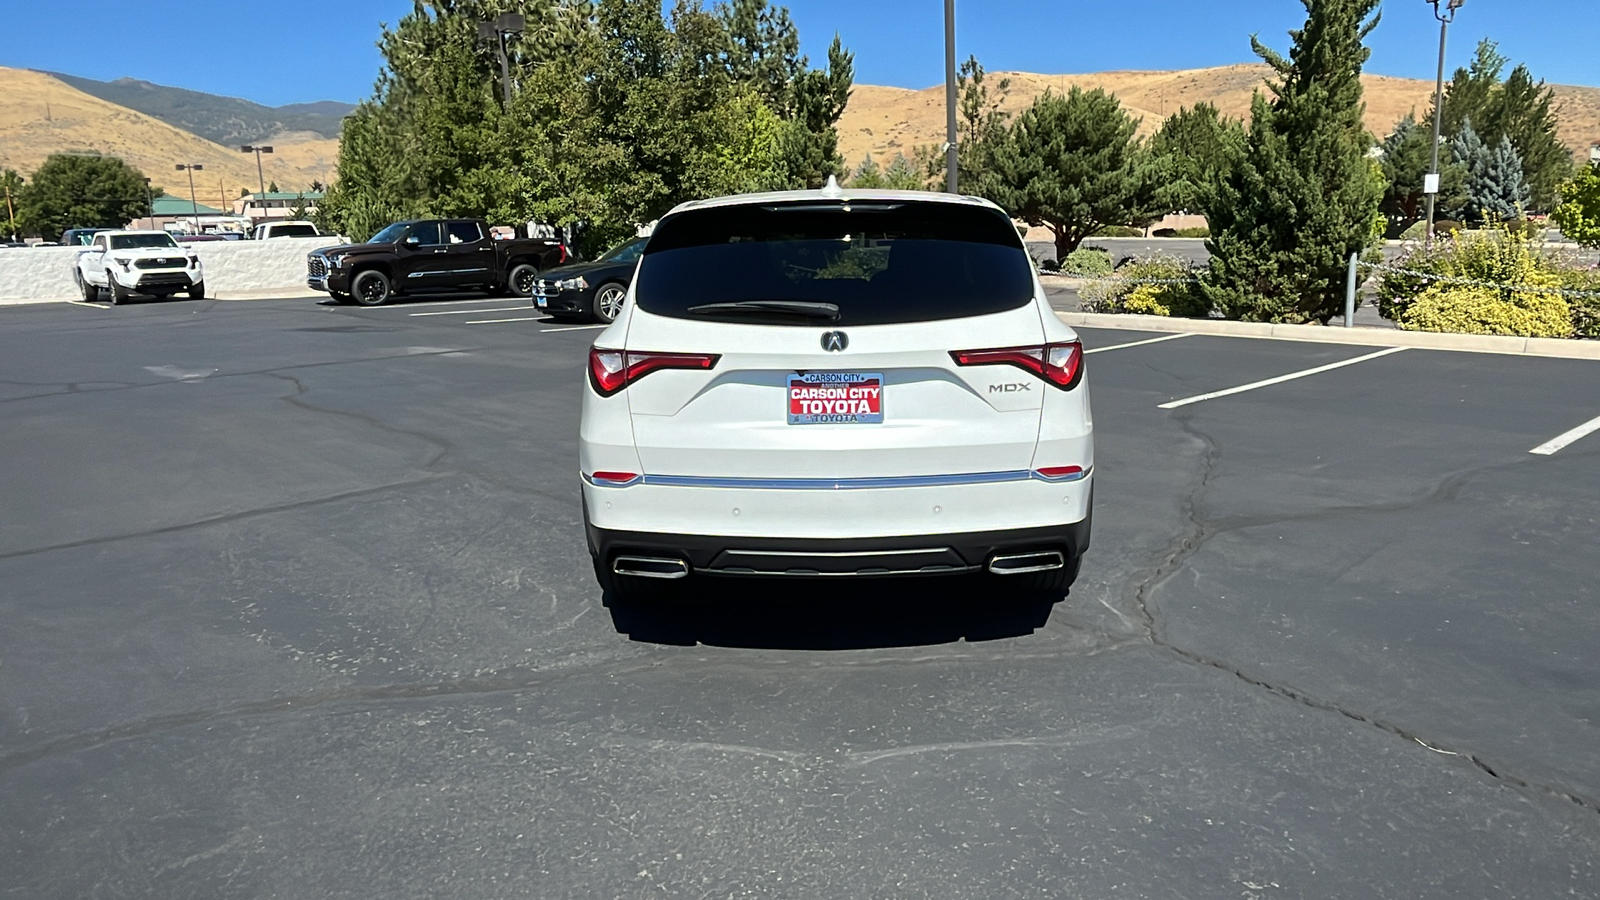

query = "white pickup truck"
[{"left": 73, "top": 230, "right": 205, "bottom": 304}]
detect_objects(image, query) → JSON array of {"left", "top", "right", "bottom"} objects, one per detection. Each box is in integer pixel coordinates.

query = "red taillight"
[
  {"left": 590, "top": 471, "right": 640, "bottom": 486},
  {"left": 951, "top": 341, "right": 1083, "bottom": 389},
  {"left": 588, "top": 347, "right": 720, "bottom": 397},
  {"left": 557, "top": 244, "right": 569, "bottom": 264}
]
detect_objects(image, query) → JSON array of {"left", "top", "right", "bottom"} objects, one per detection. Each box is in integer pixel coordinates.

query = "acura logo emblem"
[{"left": 821, "top": 331, "right": 849, "bottom": 352}]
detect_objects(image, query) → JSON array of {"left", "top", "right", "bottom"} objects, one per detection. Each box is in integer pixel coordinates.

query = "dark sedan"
[{"left": 531, "top": 237, "right": 646, "bottom": 323}]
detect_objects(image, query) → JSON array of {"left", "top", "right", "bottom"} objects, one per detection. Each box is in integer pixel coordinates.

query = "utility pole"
[
  {"left": 143, "top": 177, "right": 154, "bottom": 227},
  {"left": 176, "top": 164, "right": 204, "bottom": 233},
  {"left": 1424, "top": 0, "right": 1466, "bottom": 244},
  {"left": 944, "top": 0, "right": 958, "bottom": 194},
  {"left": 3, "top": 180, "right": 16, "bottom": 241}
]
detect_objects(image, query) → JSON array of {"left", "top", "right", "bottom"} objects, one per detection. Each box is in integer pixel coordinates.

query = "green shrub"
[
  {"left": 1397, "top": 284, "right": 1572, "bottom": 337},
  {"left": 1081, "top": 254, "right": 1208, "bottom": 317},
  {"left": 1558, "top": 266, "right": 1600, "bottom": 338},
  {"left": 1060, "top": 247, "right": 1113, "bottom": 277},
  {"left": 1378, "top": 225, "right": 1563, "bottom": 322},
  {"left": 1174, "top": 226, "right": 1210, "bottom": 238},
  {"left": 1097, "top": 225, "right": 1145, "bottom": 237}
]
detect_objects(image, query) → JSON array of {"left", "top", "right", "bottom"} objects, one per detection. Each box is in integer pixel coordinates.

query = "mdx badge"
[{"left": 821, "top": 331, "right": 849, "bottom": 352}]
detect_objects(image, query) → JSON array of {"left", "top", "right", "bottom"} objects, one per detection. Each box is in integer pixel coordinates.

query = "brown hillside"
[
  {"left": 0, "top": 67, "right": 337, "bottom": 210},
  {"left": 838, "top": 64, "right": 1600, "bottom": 171}
]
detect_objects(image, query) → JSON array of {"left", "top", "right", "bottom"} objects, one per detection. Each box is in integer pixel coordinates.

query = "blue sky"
[{"left": 2, "top": 1, "right": 1596, "bottom": 107}]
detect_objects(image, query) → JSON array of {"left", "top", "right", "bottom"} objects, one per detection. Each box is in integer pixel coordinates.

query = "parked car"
[
  {"left": 532, "top": 236, "right": 647, "bottom": 323},
  {"left": 307, "top": 219, "right": 567, "bottom": 306},
  {"left": 61, "top": 228, "right": 112, "bottom": 247},
  {"left": 252, "top": 221, "right": 321, "bottom": 240},
  {"left": 74, "top": 230, "right": 204, "bottom": 304},
  {"left": 579, "top": 185, "right": 1094, "bottom": 600}
]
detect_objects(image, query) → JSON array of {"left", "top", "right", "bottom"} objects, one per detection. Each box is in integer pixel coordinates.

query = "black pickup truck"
[{"left": 307, "top": 218, "right": 567, "bottom": 306}]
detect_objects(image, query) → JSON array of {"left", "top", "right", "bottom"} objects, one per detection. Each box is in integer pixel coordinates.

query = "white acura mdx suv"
[{"left": 578, "top": 185, "right": 1093, "bottom": 598}]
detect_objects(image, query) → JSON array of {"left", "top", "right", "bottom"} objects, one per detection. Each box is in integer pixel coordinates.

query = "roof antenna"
[{"left": 820, "top": 174, "right": 844, "bottom": 198}]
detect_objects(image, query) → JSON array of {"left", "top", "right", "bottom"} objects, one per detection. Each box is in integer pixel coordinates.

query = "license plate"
[
  {"left": 787, "top": 372, "right": 884, "bottom": 425},
  {"left": 536, "top": 297, "right": 547, "bottom": 308}
]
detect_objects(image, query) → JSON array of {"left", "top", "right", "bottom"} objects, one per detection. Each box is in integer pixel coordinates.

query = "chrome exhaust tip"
[
  {"left": 988, "top": 551, "right": 1065, "bottom": 575},
  {"left": 612, "top": 556, "right": 690, "bottom": 580}
]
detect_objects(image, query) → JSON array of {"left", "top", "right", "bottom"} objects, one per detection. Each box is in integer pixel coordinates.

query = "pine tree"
[
  {"left": 1149, "top": 103, "right": 1244, "bottom": 218},
  {"left": 1202, "top": 0, "right": 1385, "bottom": 324},
  {"left": 849, "top": 154, "right": 885, "bottom": 189},
  {"left": 1437, "top": 40, "right": 1572, "bottom": 210},
  {"left": 982, "top": 87, "right": 1162, "bottom": 260},
  {"left": 1379, "top": 114, "right": 1464, "bottom": 236},
  {"left": 1452, "top": 119, "right": 1529, "bottom": 224}
]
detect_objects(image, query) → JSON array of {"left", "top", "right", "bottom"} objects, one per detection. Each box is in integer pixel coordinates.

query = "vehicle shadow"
[{"left": 604, "top": 574, "right": 1063, "bottom": 650}]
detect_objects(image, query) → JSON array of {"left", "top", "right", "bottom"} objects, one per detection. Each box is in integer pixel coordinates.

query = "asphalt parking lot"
[{"left": 3, "top": 294, "right": 1599, "bottom": 898}]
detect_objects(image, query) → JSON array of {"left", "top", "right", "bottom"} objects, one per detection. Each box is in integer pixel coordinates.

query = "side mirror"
[{"left": 402, "top": 236, "right": 421, "bottom": 248}]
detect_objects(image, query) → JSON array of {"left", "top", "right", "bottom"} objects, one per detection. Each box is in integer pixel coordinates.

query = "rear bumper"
[{"left": 586, "top": 517, "right": 1091, "bottom": 577}]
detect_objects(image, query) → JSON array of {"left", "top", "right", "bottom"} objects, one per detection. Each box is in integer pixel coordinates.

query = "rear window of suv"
[{"left": 634, "top": 199, "right": 1034, "bottom": 326}]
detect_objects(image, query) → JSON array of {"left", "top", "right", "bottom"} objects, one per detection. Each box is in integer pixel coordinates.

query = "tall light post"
[
  {"left": 1424, "top": 0, "right": 1465, "bottom": 243},
  {"left": 477, "top": 12, "right": 525, "bottom": 106},
  {"left": 175, "top": 164, "right": 204, "bottom": 233},
  {"left": 944, "top": 0, "right": 958, "bottom": 194},
  {"left": 240, "top": 145, "right": 273, "bottom": 221},
  {"left": 142, "top": 177, "right": 154, "bottom": 227}
]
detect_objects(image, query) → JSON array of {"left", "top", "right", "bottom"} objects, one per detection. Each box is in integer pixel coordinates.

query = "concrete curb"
[{"left": 1055, "top": 311, "right": 1600, "bottom": 361}]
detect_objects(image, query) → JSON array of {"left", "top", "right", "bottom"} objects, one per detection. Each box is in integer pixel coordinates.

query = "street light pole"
[
  {"left": 1424, "top": 0, "right": 1465, "bottom": 244},
  {"left": 176, "top": 164, "right": 204, "bottom": 233},
  {"left": 240, "top": 145, "right": 274, "bottom": 227},
  {"left": 143, "top": 177, "right": 153, "bottom": 227},
  {"left": 944, "top": 0, "right": 958, "bottom": 194},
  {"left": 478, "top": 13, "right": 525, "bottom": 107}
]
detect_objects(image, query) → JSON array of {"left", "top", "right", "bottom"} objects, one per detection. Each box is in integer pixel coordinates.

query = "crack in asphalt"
[
  {"left": 0, "top": 347, "right": 485, "bottom": 407},
  {"left": 0, "top": 477, "right": 450, "bottom": 562},
  {"left": 1117, "top": 412, "right": 1600, "bottom": 820}
]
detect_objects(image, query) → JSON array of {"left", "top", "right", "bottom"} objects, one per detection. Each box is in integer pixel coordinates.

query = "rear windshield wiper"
[{"left": 686, "top": 300, "right": 841, "bottom": 320}]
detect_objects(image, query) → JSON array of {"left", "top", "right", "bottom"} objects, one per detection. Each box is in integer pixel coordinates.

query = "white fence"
[{"left": 0, "top": 238, "right": 346, "bottom": 305}]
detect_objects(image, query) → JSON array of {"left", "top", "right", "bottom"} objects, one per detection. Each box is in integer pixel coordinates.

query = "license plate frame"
[{"left": 787, "top": 372, "right": 884, "bottom": 425}]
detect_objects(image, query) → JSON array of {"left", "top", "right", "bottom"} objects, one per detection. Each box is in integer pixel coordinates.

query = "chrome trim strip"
[
  {"left": 641, "top": 471, "right": 1033, "bottom": 490},
  {"left": 585, "top": 467, "right": 1093, "bottom": 490}
]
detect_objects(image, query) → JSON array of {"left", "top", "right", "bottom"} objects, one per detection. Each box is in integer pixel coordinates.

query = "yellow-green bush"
[
  {"left": 1397, "top": 284, "right": 1573, "bottom": 338},
  {"left": 1121, "top": 283, "right": 1209, "bottom": 317}
]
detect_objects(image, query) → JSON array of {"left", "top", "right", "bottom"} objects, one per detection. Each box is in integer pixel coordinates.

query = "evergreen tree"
[
  {"left": 1453, "top": 119, "right": 1529, "bottom": 224},
  {"left": 1437, "top": 40, "right": 1572, "bottom": 210},
  {"left": 880, "top": 153, "right": 925, "bottom": 190},
  {"left": 1379, "top": 114, "right": 1464, "bottom": 236},
  {"left": 981, "top": 87, "right": 1162, "bottom": 259},
  {"left": 317, "top": 0, "right": 852, "bottom": 246},
  {"left": 1202, "top": 0, "right": 1385, "bottom": 324},
  {"left": 1148, "top": 102, "right": 1244, "bottom": 218},
  {"left": 849, "top": 154, "right": 885, "bottom": 188}
]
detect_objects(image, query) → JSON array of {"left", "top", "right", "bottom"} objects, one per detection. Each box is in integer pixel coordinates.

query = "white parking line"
[
  {"left": 1158, "top": 347, "right": 1409, "bottom": 410},
  {"left": 410, "top": 306, "right": 532, "bottom": 317},
  {"left": 1084, "top": 333, "right": 1193, "bottom": 355},
  {"left": 372, "top": 298, "right": 514, "bottom": 310},
  {"left": 540, "top": 325, "right": 608, "bottom": 333},
  {"left": 465, "top": 316, "right": 549, "bottom": 324},
  {"left": 1530, "top": 414, "right": 1600, "bottom": 456}
]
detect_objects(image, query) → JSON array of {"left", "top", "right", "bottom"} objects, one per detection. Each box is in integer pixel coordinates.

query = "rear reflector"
[
  {"left": 588, "top": 348, "right": 720, "bottom": 396},
  {"left": 588, "top": 471, "right": 641, "bottom": 486},
  {"left": 951, "top": 341, "right": 1083, "bottom": 389},
  {"left": 1033, "top": 466, "right": 1088, "bottom": 482}
]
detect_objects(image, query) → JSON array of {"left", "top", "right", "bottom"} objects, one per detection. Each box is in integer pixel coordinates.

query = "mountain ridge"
[{"left": 40, "top": 71, "right": 354, "bottom": 146}]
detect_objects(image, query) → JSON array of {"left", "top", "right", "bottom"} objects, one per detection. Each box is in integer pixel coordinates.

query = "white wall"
[{"left": 0, "top": 238, "right": 346, "bottom": 305}]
